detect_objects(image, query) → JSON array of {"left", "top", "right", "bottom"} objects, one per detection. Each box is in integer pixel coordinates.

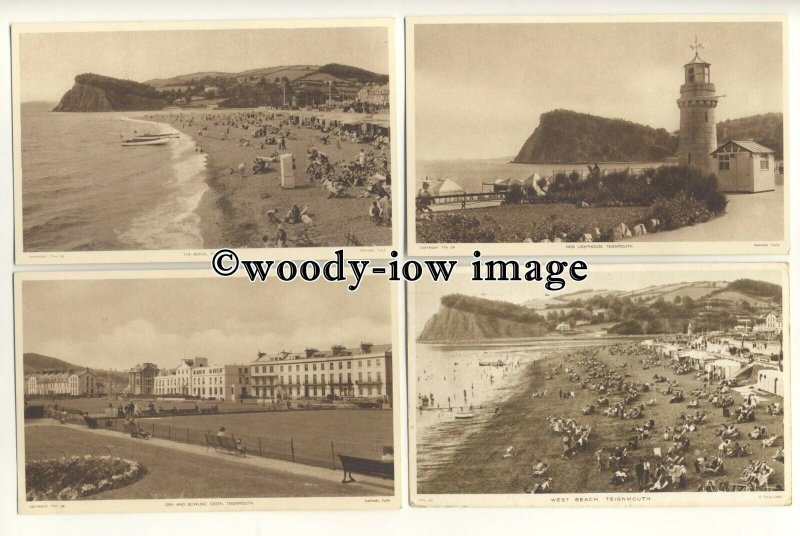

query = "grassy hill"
[{"left": 23, "top": 352, "right": 77, "bottom": 373}]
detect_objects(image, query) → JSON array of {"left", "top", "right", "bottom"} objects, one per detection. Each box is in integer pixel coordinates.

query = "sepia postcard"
[
  {"left": 14, "top": 270, "right": 400, "bottom": 513},
  {"left": 406, "top": 16, "right": 789, "bottom": 256},
  {"left": 12, "top": 19, "right": 398, "bottom": 264},
  {"left": 408, "top": 263, "right": 790, "bottom": 507}
]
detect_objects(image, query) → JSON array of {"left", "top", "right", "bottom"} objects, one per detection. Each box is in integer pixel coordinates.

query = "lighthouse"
[{"left": 677, "top": 37, "right": 719, "bottom": 174}]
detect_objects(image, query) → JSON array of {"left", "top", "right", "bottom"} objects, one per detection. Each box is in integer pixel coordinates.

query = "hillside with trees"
[
  {"left": 717, "top": 113, "right": 783, "bottom": 159},
  {"left": 513, "top": 110, "right": 679, "bottom": 163},
  {"left": 53, "top": 73, "right": 166, "bottom": 112}
]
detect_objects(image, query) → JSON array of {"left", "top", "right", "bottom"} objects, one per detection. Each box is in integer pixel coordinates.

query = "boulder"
[
  {"left": 632, "top": 223, "right": 647, "bottom": 236},
  {"left": 612, "top": 222, "right": 631, "bottom": 241},
  {"left": 580, "top": 233, "right": 594, "bottom": 242},
  {"left": 647, "top": 218, "right": 661, "bottom": 232}
]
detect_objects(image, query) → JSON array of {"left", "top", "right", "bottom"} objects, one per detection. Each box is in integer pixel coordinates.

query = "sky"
[
  {"left": 18, "top": 25, "right": 389, "bottom": 102},
  {"left": 413, "top": 21, "right": 783, "bottom": 160},
  {"left": 22, "top": 275, "right": 392, "bottom": 371},
  {"left": 411, "top": 266, "right": 785, "bottom": 337}
]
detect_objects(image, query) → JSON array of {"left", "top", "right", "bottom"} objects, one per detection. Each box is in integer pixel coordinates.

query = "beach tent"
[
  {"left": 528, "top": 172, "right": 547, "bottom": 196},
  {"left": 432, "top": 178, "right": 466, "bottom": 196}
]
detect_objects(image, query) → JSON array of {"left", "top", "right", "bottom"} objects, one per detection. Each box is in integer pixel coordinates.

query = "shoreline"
[{"left": 147, "top": 110, "right": 392, "bottom": 250}]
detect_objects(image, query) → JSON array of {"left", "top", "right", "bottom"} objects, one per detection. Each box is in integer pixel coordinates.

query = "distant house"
[
  {"left": 555, "top": 322, "right": 572, "bottom": 332},
  {"left": 203, "top": 86, "right": 220, "bottom": 97},
  {"left": 711, "top": 140, "right": 776, "bottom": 193}
]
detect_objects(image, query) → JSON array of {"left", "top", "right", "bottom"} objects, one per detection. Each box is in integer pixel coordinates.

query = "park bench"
[
  {"left": 338, "top": 454, "right": 394, "bottom": 483},
  {"left": 83, "top": 415, "right": 99, "bottom": 429},
  {"left": 205, "top": 433, "right": 246, "bottom": 456},
  {"left": 217, "top": 435, "right": 247, "bottom": 456},
  {"left": 126, "top": 421, "right": 151, "bottom": 439}
]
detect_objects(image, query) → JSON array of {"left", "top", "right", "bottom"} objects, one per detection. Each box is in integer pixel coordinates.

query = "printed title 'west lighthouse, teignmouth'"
[{"left": 677, "top": 37, "right": 719, "bottom": 174}]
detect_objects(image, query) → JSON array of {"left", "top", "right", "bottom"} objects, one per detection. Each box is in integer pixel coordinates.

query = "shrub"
[
  {"left": 648, "top": 192, "right": 714, "bottom": 230},
  {"left": 504, "top": 183, "right": 526, "bottom": 205}
]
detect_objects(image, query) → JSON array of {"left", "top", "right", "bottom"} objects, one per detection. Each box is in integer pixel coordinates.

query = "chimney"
[
  {"left": 305, "top": 348, "right": 319, "bottom": 358},
  {"left": 360, "top": 342, "right": 374, "bottom": 354},
  {"left": 331, "top": 344, "right": 346, "bottom": 357}
]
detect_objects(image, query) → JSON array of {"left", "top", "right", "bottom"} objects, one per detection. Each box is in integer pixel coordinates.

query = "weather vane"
[{"left": 690, "top": 35, "right": 704, "bottom": 56}]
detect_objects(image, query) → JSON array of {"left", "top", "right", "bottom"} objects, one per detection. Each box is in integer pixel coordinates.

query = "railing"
[{"left": 102, "top": 418, "right": 386, "bottom": 470}]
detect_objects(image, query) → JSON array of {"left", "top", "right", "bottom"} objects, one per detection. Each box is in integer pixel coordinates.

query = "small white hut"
[
  {"left": 756, "top": 368, "right": 783, "bottom": 397},
  {"left": 711, "top": 140, "right": 776, "bottom": 193}
]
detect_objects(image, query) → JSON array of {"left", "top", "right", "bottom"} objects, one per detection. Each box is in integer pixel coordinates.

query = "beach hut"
[
  {"left": 711, "top": 140, "right": 776, "bottom": 193},
  {"left": 705, "top": 358, "right": 742, "bottom": 380},
  {"left": 432, "top": 178, "right": 466, "bottom": 196},
  {"left": 685, "top": 349, "right": 714, "bottom": 370},
  {"left": 756, "top": 368, "right": 783, "bottom": 397}
]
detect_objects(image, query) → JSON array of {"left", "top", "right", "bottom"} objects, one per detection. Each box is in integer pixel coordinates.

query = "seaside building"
[
  {"left": 153, "top": 358, "right": 249, "bottom": 401},
  {"left": 677, "top": 39, "right": 719, "bottom": 175},
  {"left": 24, "top": 368, "right": 97, "bottom": 397},
  {"left": 189, "top": 364, "right": 250, "bottom": 402},
  {"left": 127, "top": 363, "right": 159, "bottom": 395},
  {"left": 153, "top": 357, "right": 208, "bottom": 396},
  {"left": 711, "top": 140, "right": 776, "bottom": 193},
  {"left": 249, "top": 343, "right": 392, "bottom": 402},
  {"left": 356, "top": 83, "right": 390, "bottom": 107},
  {"left": 754, "top": 311, "right": 783, "bottom": 333},
  {"left": 555, "top": 322, "right": 572, "bottom": 332}
]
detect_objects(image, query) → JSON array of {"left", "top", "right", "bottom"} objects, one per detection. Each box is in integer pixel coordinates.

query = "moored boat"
[{"left": 121, "top": 137, "right": 170, "bottom": 147}]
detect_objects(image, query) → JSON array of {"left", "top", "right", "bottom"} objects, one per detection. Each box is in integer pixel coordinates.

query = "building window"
[
  {"left": 761, "top": 156, "right": 770, "bottom": 171},
  {"left": 338, "top": 362, "right": 343, "bottom": 369},
  {"left": 358, "top": 372, "right": 363, "bottom": 382},
  {"left": 347, "top": 361, "right": 352, "bottom": 369},
  {"left": 718, "top": 154, "right": 730, "bottom": 171},
  {"left": 358, "top": 361, "right": 363, "bottom": 368},
  {"left": 704, "top": 111, "right": 708, "bottom": 122},
  {"left": 313, "top": 364, "right": 317, "bottom": 371}
]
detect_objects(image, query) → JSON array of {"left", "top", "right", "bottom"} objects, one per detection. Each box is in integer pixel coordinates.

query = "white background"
[{"left": 0, "top": 0, "right": 798, "bottom": 535}]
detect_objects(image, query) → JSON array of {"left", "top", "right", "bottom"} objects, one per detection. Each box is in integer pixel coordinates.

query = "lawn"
[
  {"left": 24, "top": 425, "right": 385, "bottom": 499},
  {"left": 28, "top": 396, "right": 260, "bottom": 415},
  {"left": 418, "top": 345, "right": 785, "bottom": 494},
  {"left": 160, "top": 409, "right": 392, "bottom": 445}
]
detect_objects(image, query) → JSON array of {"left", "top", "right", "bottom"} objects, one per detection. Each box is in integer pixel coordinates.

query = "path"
[{"left": 629, "top": 186, "right": 785, "bottom": 243}]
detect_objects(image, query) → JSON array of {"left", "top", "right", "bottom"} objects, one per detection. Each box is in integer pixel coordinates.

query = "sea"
[
  {"left": 21, "top": 102, "right": 209, "bottom": 252},
  {"left": 415, "top": 158, "right": 665, "bottom": 194}
]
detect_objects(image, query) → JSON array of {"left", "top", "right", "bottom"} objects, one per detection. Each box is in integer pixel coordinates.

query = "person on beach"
[{"left": 276, "top": 225, "right": 287, "bottom": 248}]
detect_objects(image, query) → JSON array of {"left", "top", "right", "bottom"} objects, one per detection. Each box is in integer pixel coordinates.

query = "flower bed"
[{"left": 26, "top": 455, "right": 145, "bottom": 501}]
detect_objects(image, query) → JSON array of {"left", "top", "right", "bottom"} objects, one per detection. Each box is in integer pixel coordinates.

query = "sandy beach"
[
  {"left": 417, "top": 341, "right": 785, "bottom": 495},
  {"left": 145, "top": 109, "right": 392, "bottom": 249}
]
